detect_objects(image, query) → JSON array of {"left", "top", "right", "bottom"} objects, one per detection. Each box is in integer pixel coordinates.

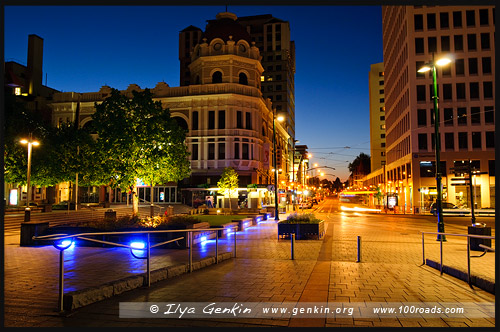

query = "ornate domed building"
[{"left": 49, "top": 12, "right": 291, "bottom": 209}]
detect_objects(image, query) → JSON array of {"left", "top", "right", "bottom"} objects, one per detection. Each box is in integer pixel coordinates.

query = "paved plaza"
[{"left": 3, "top": 202, "right": 496, "bottom": 328}]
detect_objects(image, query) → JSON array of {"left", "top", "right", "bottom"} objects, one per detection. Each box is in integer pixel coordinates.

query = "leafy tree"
[
  {"left": 217, "top": 167, "right": 239, "bottom": 209},
  {"left": 91, "top": 88, "right": 191, "bottom": 214},
  {"left": 348, "top": 152, "right": 371, "bottom": 175}
]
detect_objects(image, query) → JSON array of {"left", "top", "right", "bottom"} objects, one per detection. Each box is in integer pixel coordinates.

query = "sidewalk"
[{"left": 4, "top": 210, "right": 495, "bottom": 327}]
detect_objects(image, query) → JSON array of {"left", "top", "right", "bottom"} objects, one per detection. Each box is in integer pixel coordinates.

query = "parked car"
[
  {"left": 299, "top": 201, "right": 313, "bottom": 209},
  {"left": 430, "top": 202, "right": 460, "bottom": 216}
]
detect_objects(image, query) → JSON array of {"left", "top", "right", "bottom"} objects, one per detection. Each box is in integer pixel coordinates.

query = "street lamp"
[
  {"left": 20, "top": 135, "right": 40, "bottom": 221},
  {"left": 418, "top": 55, "right": 452, "bottom": 241},
  {"left": 272, "top": 110, "right": 285, "bottom": 221}
]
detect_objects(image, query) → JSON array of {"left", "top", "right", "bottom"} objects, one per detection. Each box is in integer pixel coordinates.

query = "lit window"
[{"left": 14, "top": 87, "right": 21, "bottom": 95}]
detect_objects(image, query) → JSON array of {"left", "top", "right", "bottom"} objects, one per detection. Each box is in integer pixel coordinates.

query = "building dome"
[{"left": 202, "top": 12, "right": 252, "bottom": 44}]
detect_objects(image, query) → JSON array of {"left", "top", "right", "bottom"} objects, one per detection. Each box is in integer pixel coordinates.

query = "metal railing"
[
  {"left": 33, "top": 226, "right": 238, "bottom": 312},
  {"left": 421, "top": 231, "right": 495, "bottom": 287}
]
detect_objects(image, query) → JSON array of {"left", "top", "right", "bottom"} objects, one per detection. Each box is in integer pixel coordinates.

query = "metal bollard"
[
  {"left": 291, "top": 233, "right": 295, "bottom": 260},
  {"left": 356, "top": 236, "right": 361, "bottom": 262}
]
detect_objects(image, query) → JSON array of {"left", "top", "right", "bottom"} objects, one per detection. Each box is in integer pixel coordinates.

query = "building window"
[
  {"left": 212, "top": 71, "right": 222, "bottom": 83},
  {"left": 381, "top": 134, "right": 385, "bottom": 138},
  {"left": 468, "top": 58, "right": 478, "bottom": 75},
  {"left": 480, "top": 33, "right": 490, "bottom": 50},
  {"left": 457, "top": 107, "right": 467, "bottom": 125},
  {"left": 469, "top": 82, "right": 479, "bottom": 99},
  {"left": 427, "top": 13, "right": 436, "bottom": 29},
  {"left": 441, "top": 36, "right": 450, "bottom": 52},
  {"left": 414, "top": 14, "right": 423, "bottom": 30},
  {"left": 415, "top": 38, "right": 424, "bottom": 54},
  {"left": 191, "top": 144, "right": 198, "bottom": 160},
  {"left": 245, "top": 112, "right": 252, "bottom": 130},
  {"left": 208, "top": 143, "right": 215, "bottom": 160},
  {"left": 418, "top": 134, "right": 428, "bottom": 151},
  {"left": 218, "top": 143, "right": 225, "bottom": 159},
  {"left": 455, "top": 59, "right": 464, "bottom": 75},
  {"left": 456, "top": 83, "right": 466, "bottom": 100},
  {"left": 236, "top": 111, "right": 243, "bottom": 129},
  {"left": 454, "top": 35, "right": 463, "bottom": 51},
  {"left": 467, "top": 34, "right": 477, "bottom": 51},
  {"left": 466, "top": 10, "right": 475, "bottom": 27},
  {"left": 482, "top": 57, "right": 492, "bottom": 74},
  {"left": 483, "top": 82, "right": 493, "bottom": 99},
  {"left": 428, "top": 37, "right": 437, "bottom": 53},
  {"left": 430, "top": 109, "right": 435, "bottom": 125},
  {"left": 471, "top": 132, "right": 481, "bottom": 149},
  {"left": 234, "top": 142, "right": 240, "bottom": 159},
  {"left": 458, "top": 132, "right": 468, "bottom": 150},
  {"left": 445, "top": 132, "right": 454, "bottom": 150},
  {"left": 242, "top": 143, "right": 249, "bottom": 160},
  {"left": 239, "top": 72, "right": 248, "bottom": 85},
  {"left": 485, "top": 132, "right": 494, "bottom": 148},
  {"left": 479, "top": 9, "right": 489, "bottom": 25},
  {"left": 192, "top": 111, "right": 199, "bottom": 130},
  {"left": 417, "top": 85, "right": 426, "bottom": 101},
  {"left": 440, "top": 12, "right": 449, "bottom": 28},
  {"left": 443, "top": 84, "right": 452, "bottom": 100},
  {"left": 444, "top": 108, "right": 453, "bottom": 126},
  {"left": 417, "top": 109, "right": 427, "bottom": 127},
  {"left": 471, "top": 107, "right": 481, "bottom": 124},
  {"left": 453, "top": 11, "right": 462, "bottom": 28},
  {"left": 208, "top": 111, "right": 215, "bottom": 129},
  {"left": 218, "top": 110, "right": 225, "bottom": 129},
  {"left": 484, "top": 106, "right": 494, "bottom": 124},
  {"left": 380, "top": 116, "right": 385, "bottom": 121}
]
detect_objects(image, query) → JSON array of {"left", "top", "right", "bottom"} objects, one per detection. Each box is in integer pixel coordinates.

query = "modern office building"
[
  {"left": 50, "top": 12, "right": 291, "bottom": 209},
  {"left": 378, "top": 5, "right": 495, "bottom": 213},
  {"left": 368, "top": 62, "right": 387, "bottom": 173}
]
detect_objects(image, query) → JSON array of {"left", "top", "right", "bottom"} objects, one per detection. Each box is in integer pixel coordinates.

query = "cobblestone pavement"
[{"left": 3, "top": 202, "right": 496, "bottom": 328}]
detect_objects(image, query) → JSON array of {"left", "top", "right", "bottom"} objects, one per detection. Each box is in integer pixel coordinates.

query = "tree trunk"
[{"left": 132, "top": 183, "right": 139, "bottom": 215}]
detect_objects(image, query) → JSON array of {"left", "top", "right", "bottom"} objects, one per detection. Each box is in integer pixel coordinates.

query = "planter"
[{"left": 277, "top": 220, "right": 325, "bottom": 240}]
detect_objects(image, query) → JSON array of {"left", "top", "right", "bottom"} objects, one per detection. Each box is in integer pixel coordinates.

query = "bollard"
[
  {"left": 356, "top": 236, "right": 361, "bottom": 262},
  {"left": 291, "top": 233, "right": 295, "bottom": 260}
]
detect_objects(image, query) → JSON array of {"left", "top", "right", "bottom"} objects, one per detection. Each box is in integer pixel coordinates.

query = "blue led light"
[
  {"left": 53, "top": 238, "right": 74, "bottom": 250},
  {"left": 130, "top": 241, "right": 147, "bottom": 259}
]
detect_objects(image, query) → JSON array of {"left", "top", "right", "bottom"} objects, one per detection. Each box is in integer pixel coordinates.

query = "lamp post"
[
  {"left": 20, "top": 135, "right": 40, "bottom": 221},
  {"left": 292, "top": 139, "right": 300, "bottom": 211},
  {"left": 418, "top": 55, "right": 452, "bottom": 241},
  {"left": 272, "top": 110, "right": 285, "bottom": 221}
]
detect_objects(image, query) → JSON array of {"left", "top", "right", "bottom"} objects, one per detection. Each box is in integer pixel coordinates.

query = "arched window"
[
  {"left": 212, "top": 71, "right": 222, "bottom": 83},
  {"left": 173, "top": 117, "right": 188, "bottom": 131},
  {"left": 239, "top": 72, "right": 248, "bottom": 85}
]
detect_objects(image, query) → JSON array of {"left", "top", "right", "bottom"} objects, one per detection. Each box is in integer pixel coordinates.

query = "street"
[{"left": 4, "top": 196, "right": 494, "bottom": 327}]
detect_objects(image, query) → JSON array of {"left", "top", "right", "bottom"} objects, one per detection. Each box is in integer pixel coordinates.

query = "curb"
[
  {"left": 63, "top": 252, "right": 233, "bottom": 311},
  {"left": 425, "top": 259, "right": 495, "bottom": 294}
]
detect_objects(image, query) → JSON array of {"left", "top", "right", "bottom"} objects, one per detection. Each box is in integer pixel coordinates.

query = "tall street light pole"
[
  {"left": 273, "top": 110, "right": 284, "bottom": 221},
  {"left": 418, "top": 55, "right": 452, "bottom": 241},
  {"left": 20, "top": 135, "right": 40, "bottom": 221}
]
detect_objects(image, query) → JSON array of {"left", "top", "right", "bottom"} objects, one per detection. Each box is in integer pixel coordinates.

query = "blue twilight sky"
[{"left": 4, "top": 5, "right": 383, "bottom": 182}]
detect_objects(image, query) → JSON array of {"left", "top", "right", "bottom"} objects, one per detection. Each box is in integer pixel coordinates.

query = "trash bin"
[
  {"left": 104, "top": 209, "right": 116, "bottom": 221},
  {"left": 468, "top": 223, "right": 492, "bottom": 251}
]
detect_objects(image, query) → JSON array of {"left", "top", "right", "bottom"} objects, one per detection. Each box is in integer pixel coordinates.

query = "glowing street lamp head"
[
  {"left": 20, "top": 139, "right": 28, "bottom": 144},
  {"left": 417, "top": 65, "right": 432, "bottom": 73},
  {"left": 32, "top": 141, "right": 40, "bottom": 146},
  {"left": 276, "top": 115, "right": 285, "bottom": 122},
  {"left": 436, "top": 57, "right": 452, "bottom": 66},
  {"left": 307, "top": 153, "right": 312, "bottom": 158}
]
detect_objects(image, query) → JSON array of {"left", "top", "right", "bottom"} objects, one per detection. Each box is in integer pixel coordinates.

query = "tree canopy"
[
  {"left": 348, "top": 152, "right": 371, "bottom": 175},
  {"left": 217, "top": 167, "right": 239, "bottom": 209}
]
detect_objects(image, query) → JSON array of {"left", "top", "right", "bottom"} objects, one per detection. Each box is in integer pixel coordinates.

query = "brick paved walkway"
[{"left": 4, "top": 209, "right": 495, "bottom": 327}]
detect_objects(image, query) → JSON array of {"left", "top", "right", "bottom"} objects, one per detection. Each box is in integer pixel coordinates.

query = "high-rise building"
[
  {"left": 368, "top": 62, "right": 387, "bottom": 173},
  {"left": 379, "top": 5, "right": 495, "bottom": 213}
]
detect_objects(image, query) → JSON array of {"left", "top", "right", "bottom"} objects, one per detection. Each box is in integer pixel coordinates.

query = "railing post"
[
  {"left": 359, "top": 236, "right": 362, "bottom": 262},
  {"left": 440, "top": 234, "right": 443, "bottom": 275},
  {"left": 58, "top": 249, "right": 64, "bottom": 312},
  {"left": 291, "top": 233, "right": 295, "bottom": 260},
  {"left": 146, "top": 233, "right": 151, "bottom": 287},
  {"left": 233, "top": 227, "right": 237, "bottom": 258},
  {"left": 189, "top": 231, "right": 193, "bottom": 273},
  {"left": 422, "top": 233, "right": 425, "bottom": 265},
  {"left": 467, "top": 236, "right": 471, "bottom": 286},
  {"left": 215, "top": 230, "right": 219, "bottom": 264}
]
